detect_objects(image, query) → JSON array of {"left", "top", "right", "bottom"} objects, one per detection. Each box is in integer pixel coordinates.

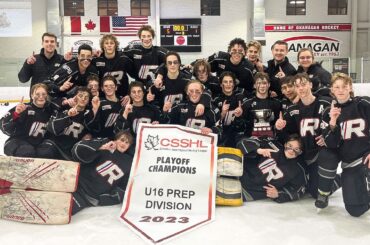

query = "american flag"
[{"left": 112, "top": 16, "right": 148, "bottom": 36}]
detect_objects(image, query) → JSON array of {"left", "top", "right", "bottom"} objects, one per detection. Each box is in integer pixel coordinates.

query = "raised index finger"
[{"left": 331, "top": 100, "right": 336, "bottom": 109}]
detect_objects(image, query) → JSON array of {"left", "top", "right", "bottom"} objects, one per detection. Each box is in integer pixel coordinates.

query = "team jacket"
[
  {"left": 18, "top": 48, "right": 64, "bottom": 86},
  {"left": 297, "top": 63, "right": 331, "bottom": 96},
  {"left": 321, "top": 96, "right": 370, "bottom": 164},
  {"left": 265, "top": 57, "right": 297, "bottom": 98}
]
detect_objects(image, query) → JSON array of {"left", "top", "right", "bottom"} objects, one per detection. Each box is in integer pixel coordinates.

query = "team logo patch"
[
  {"left": 54, "top": 63, "right": 61, "bottom": 67},
  {"left": 181, "top": 108, "right": 188, "bottom": 113},
  {"left": 133, "top": 54, "right": 142, "bottom": 59},
  {"left": 320, "top": 121, "right": 329, "bottom": 129},
  {"left": 27, "top": 110, "right": 35, "bottom": 116},
  {"left": 102, "top": 105, "right": 112, "bottom": 110},
  {"left": 289, "top": 110, "right": 299, "bottom": 116},
  {"left": 96, "top": 62, "right": 105, "bottom": 67},
  {"left": 62, "top": 64, "right": 73, "bottom": 74},
  {"left": 219, "top": 64, "right": 225, "bottom": 70}
]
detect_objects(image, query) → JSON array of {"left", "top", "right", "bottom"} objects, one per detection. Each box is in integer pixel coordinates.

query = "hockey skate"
[{"left": 315, "top": 192, "right": 329, "bottom": 212}]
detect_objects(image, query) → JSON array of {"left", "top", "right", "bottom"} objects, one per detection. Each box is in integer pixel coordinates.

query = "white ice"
[{"left": 0, "top": 103, "right": 369, "bottom": 245}]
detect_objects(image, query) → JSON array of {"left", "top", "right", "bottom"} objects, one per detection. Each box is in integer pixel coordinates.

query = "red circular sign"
[{"left": 176, "top": 36, "right": 185, "bottom": 45}]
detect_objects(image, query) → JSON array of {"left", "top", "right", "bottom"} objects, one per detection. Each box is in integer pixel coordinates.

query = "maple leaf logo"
[
  {"left": 144, "top": 135, "right": 159, "bottom": 150},
  {"left": 85, "top": 19, "right": 96, "bottom": 31}
]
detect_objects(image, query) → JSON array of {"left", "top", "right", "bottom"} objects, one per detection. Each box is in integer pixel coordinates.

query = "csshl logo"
[
  {"left": 144, "top": 134, "right": 207, "bottom": 150},
  {"left": 284, "top": 36, "right": 341, "bottom": 57}
]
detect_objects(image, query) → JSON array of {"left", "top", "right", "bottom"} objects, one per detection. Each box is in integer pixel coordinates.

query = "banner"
[
  {"left": 119, "top": 124, "right": 217, "bottom": 244},
  {"left": 265, "top": 23, "right": 352, "bottom": 32},
  {"left": 63, "top": 16, "right": 148, "bottom": 36}
]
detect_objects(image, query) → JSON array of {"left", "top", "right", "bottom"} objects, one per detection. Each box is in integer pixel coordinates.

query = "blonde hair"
[
  {"left": 247, "top": 40, "right": 262, "bottom": 53},
  {"left": 30, "top": 83, "right": 49, "bottom": 103},
  {"left": 100, "top": 34, "right": 119, "bottom": 52},
  {"left": 331, "top": 72, "right": 354, "bottom": 97},
  {"left": 185, "top": 80, "right": 205, "bottom": 93},
  {"left": 31, "top": 83, "right": 48, "bottom": 95}
]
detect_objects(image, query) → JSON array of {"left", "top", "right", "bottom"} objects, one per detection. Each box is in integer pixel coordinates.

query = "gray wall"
[{"left": 0, "top": 0, "right": 47, "bottom": 86}]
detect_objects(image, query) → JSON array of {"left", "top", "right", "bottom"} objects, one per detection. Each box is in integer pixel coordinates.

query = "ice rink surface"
[{"left": 0, "top": 103, "right": 369, "bottom": 245}]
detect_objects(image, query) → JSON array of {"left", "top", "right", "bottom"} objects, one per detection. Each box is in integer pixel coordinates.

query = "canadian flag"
[{"left": 63, "top": 16, "right": 111, "bottom": 36}]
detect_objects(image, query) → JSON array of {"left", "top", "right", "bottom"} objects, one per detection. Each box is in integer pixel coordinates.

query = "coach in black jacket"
[
  {"left": 18, "top": 32, "right": 64, "bottom": 88},
  {"left": 265, "top": 40, "right": 297, "bottom": 98}
]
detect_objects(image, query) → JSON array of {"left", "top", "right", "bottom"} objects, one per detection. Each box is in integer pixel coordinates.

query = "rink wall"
[{"left": 0, "top": 84, "right": 369, "bottom": 103}]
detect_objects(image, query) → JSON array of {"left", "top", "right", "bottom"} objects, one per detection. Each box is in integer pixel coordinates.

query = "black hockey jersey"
[
  {"left": 114, "top": 103, "right": 165, "bottom": 136},
  {"left": 213, "top": 90, "right": 246, "bottom": 147},
  {"left": 281, "top": 97, "right": 294, "bottom": 112},
  {"left": 279, "top": 96, "right": 332, "bottom": 162},
  {"left": 239, "top": 137, "right": 307, "bottom": 203},
  {"left": 0, "top": 102, "right": 57, "bottom": 145},
  {"left": 198, "top": 74, "right": 222, "bottom": 97},
  {"left": 93, "top": 98, "right": 123, "bottom": 139},
  {"left": 72, "top": 138, "right": 133, "bottom": 204},
  {"left": 92, "top": 51, "right": 136, "bottom": 97},
  {"left": 47, "top": 108, "right": 98, "bottom": 152},
  {"left": 150, "top": 72, "right": 191, "bottom": 109},
  {"left": 47, "top": 59, "right": 98, "bottom": 98},
  {"left": 166, "top": 100, "right": 221, "bottom": 137},
  {"left": 207, "top": 51, "right": 254, "bottom": 94},
  {"left": 322, "top": 96, "right": 370, "bottom": 163},
  {"left": 122, "top": 44, "right": 168, "bottom": 85}
]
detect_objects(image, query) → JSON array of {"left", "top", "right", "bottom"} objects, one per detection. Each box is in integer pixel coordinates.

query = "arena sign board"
[
  {"left": 119, "top": 124, "right": 217, "bottom": 244},
  {"left": 283, "top": 35, "right": 342, "bottom": 57}
]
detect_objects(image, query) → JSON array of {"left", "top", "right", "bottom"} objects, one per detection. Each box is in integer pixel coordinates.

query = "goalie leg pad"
[
  {"left": 0, "top": 156, "right": 80, "bottom": 192},
  {"left": 216, "top": 177, "right": 243, "bottom": 206},
  {"left": 0, "top": 189, "right": 73, "bottom": 224},
  {"left": 217, "top": 147, "right": 243, "bottom": 177}
]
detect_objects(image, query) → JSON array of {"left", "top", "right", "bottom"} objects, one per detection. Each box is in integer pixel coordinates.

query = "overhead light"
[{"left": 290, "top": 1, "right": 305, "bottom": 4}]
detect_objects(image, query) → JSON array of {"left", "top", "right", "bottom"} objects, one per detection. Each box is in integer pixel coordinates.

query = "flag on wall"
[
  {"left": 111, "top": 16, "right": 148, "bottom": 36},
  {"left": 64, "top": 16, "right": 148, "bottom": 36}
]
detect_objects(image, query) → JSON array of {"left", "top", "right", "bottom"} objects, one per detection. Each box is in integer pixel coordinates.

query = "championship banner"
[{"left": 119, "top": 124, "right": 217, "bottom": 244}]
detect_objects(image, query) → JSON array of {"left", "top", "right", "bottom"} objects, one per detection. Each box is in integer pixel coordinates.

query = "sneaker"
[{"left": 315, "top": 193, "right": 329, "bottom": 209}]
